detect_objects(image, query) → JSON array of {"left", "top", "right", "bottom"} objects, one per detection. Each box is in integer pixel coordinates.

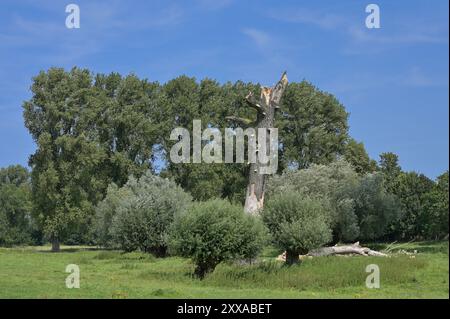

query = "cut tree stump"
[{"left": 276, "top": 242, "right": 388, "bottom": 261}]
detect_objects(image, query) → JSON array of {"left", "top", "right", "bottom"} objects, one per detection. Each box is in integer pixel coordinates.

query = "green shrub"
[
  {"left": 168, "top": 199, "right": 267, "bottom": 278},
  {"left": 267, "top": 160, "right": 403, "bottom": 243},
  {"left": 92, "top": 183, "right": 132, "bottom": 247},
  {"left": 95, "top": 171, "right": 192, "bottom": 255},
  {"left": 267, "top": 160, "right": 361, "bottom": 242},
  {"left": 262, "top": 192, "right": 332, "bottom": 264}
]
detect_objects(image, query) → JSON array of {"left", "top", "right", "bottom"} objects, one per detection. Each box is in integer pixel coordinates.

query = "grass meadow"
[{"left": 0, "top": 241, "right": 448, "bottom": 299}]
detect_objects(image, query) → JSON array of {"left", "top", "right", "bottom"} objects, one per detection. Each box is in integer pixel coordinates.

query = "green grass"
[{"left": 0, "top": 241, "right": 448, "bottom": 298}]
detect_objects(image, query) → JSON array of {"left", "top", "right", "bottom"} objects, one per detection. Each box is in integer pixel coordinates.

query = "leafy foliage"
[
  {"left": 344, "top": 138, "right": 377, "bottom": 174},
  {"left": 379, "top": 152, "right": 402, "bottom": 193},
  {"left": 22, "top": 68, "right": 165, "bottom": 247},
  {"left": 392, "top": 172, "right": 435, "bottom": 239},
  {"left": 353, "top": 173, "right": 401, "bottom": 240},
  {"left": 95, "top": 171, "right": 192, "bottom": 255},
  {"left": 267, "top": 160, "right": 402, "bottom": 242},
  {"left": 0, "top": 165, "right": 35, "bottom": 246},
  {"left": 168, "top": 199, "right": 267, "bottom": 277},
  {"left": 267, "top": 160, "right": 360, "bottom": 242},
  {"left": 18, "top": 68, "right": 448, "bottom": 248},
  {"left": 23, "top": 68, "right": 109, "bottom": 247},
  {"left": 421, "top": 171, "right": 449, "bottom": 239},
  {"left": 92, "top": 183, "right": 132, "bottom": 248},
  {"left": 262, "top": 192, "right": 332, "bottom": 264},
  {"left": 277, "top": 81, "right": 349, "bottom": 170}
]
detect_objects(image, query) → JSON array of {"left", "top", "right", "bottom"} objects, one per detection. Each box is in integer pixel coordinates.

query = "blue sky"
[{"left": 0, "top": 0, "right": 448, "bottom": 178}]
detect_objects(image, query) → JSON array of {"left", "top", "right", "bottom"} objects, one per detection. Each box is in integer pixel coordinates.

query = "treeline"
[{"left": 0, "top": 67, "right": 448, "bottom": 249}]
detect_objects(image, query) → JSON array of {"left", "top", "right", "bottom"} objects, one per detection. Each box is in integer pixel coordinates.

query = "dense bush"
[
  {"left": 267, "top": 160, "right": 403, "bottom": 243},
  {"left": 94, "top": 171, "right": 192, "bottom": 255},
  {"left": 353, "top": 173, "right": 401, "bottom": 240},
  {"left": 267, "top": 160, "right": 361, "bottom": 242},
  {"left": 168, "top": 199, "right": 267, "bottom": 278},
  {"left": 92, "top": 183, "right": 133, "bottom": 247},
  {"left": 262, "top": 192, "right": 332, "bottom": 264},
  {"left": 0, "top": 165, "right": 35, "bottom": 246}
]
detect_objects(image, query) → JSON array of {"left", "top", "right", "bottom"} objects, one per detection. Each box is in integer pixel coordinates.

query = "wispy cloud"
[
  {"left": 110, "top": 5, "right": 184, "bottom": 29},
  {"left": 342, "top": 24, "right": 448, "bottom": 56},
  {"left": 348, "top": 26, "right": 448, "bottom": 45},
  {"left": 267, "top": 5, "right": 448, "bottom": 57},
  {"left": 400, "top": 67, "right": 448, "bottom": 88},
  {"left": 0, "top": 2, "right": 185, "bottom": 65},
  {"left": 242, "top": 28, "right": 271, "bottom": 48},
  {"left": 238, "top": 28, "right": 297, "bottom": 85},
  {"left": 268, "top": 7, "right": 343, "bottom": 29},
  {"left": 325, "top": 67, "right": 448, "bottom": 97}
]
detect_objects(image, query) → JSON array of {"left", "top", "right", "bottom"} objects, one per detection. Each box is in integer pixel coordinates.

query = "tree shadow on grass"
[{"left": 37, "top": 246, "right": 108, "bottom": 253}]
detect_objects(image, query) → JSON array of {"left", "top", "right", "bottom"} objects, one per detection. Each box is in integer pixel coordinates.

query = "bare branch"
[
  {"left": 245, "top": 92, "right": 264, "bottom": 113},
  {"left": 225, "top": 116, "right": 254, "bottom": 126},
  {"left": 270, "top": 71, "right": 288, "bottom": 106}
]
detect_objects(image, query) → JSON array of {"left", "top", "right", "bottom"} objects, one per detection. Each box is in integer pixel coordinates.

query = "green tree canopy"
[
  {"left": 379, "top": 152, "right": 402, "bottom": 193},
  {"left": 421, "top": 171, "right": 449, "bottom": 239},
  {"left": 344, "top": 138, "right": 377, "bottom": 174},
  {"left": 277, "top": 81, "right": 349, "bottom": 170},
  {"left": 393, "top": 171, "right": 435, "bottom": 239}
]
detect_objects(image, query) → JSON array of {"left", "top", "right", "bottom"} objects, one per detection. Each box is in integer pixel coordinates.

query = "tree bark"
[
  {"left": 51, "top": 237, "right": 60, "bottom": 252},
  {"left": 243, "top": 72, "right": 288, "bottom": 215},
  {"left": 285, "top": 249, "right": 300, "bottom": 265}
]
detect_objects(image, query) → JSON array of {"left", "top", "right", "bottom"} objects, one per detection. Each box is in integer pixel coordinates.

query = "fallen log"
[
  {"left": 276, "top": 242, "right": 387, "bottom": 261},
  {"left": 308, "top": 242, "right": 388, "bottom": 257}
]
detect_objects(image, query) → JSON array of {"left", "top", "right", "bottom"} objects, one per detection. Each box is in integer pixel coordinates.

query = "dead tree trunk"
[{"left": 242, "top": 72, "right": 288, "bottom": 215}]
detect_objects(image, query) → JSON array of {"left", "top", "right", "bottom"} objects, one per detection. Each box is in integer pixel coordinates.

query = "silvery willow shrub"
[
  {"left": 267, "top": 160, "right": 360, "bottom": 242},
  {"left": 267, "top": 160, "right": 401, "bottom": 242},
  {"left": 95, "top": 171, "right": 192, "bottom": 256},
  {"left": 92, "top": 183, "right": 133, "bottom": 248},
  {"left": 168, "top": 199, "right": 267, "bottom": 278},
  {"left": 262, "top": 192, "right": 332, "bottom": 265}
]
